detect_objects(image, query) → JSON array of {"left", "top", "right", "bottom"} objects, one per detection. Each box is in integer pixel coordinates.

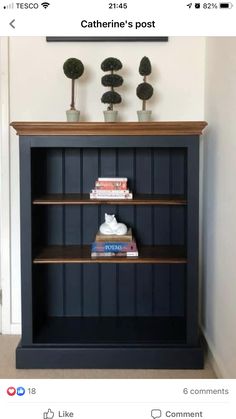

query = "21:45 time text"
[{"left": 108, "top": 3, "right": 128, "bottom": 9}]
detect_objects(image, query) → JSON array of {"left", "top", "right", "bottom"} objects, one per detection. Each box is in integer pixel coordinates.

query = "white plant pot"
[
  {"left": 103, "top": 110, "right": 118, "bottom": 122},
  {"left": 137, "top": 110, "right": 152, "bottom": 122},
  {"left": 66, "top": 109, "right": 80, "bottom": 122}
]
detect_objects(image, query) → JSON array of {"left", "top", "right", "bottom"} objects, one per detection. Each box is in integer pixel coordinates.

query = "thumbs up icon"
[{"left": 43, "top": 409, "right": 55, "bottom": 419}]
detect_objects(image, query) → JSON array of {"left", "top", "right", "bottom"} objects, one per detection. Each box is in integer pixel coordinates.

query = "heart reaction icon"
[{"left": 7, "top": 387, "right": 16, "bottom": 396}]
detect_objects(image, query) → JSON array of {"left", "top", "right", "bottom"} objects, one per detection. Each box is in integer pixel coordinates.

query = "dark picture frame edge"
[{"left": 46, "top": 37, "right": 168, "bottom": 42}]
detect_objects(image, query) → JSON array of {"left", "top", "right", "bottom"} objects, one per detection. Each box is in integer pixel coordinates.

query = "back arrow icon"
[{"left": 9, "top": 19, "right": 15, "bottom": 28}]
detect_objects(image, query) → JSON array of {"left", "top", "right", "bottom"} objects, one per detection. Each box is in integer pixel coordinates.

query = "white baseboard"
[
  {"left": 2, "top": 323, "right": 21, "bottom": 335},
  {"left": 10, "top": 323, "right": 21, "bottom": 335},
  {"left": 202, "top": 329, "right": 227, "bottom": 378}
]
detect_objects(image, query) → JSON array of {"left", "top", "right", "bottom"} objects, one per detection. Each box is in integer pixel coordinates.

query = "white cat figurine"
[{"left": 99, "top": 213, "right": 128, "bottom": 236}]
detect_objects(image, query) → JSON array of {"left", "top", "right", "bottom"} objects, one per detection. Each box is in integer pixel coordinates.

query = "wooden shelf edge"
[
  {"left": 32, "top": 194, "right": 187, "bottom": 206},
  {"left": 11, "top": 121, "right": 208, "bottom": 136},
  {"left": 33, "top": 245, "right": 187, "bottom": 265},
  {"left": 34, "top": 259, "right": 187, "bottom": 264}
]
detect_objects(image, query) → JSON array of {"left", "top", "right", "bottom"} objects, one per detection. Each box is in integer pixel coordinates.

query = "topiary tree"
[
  {"left": 63, "top": 58, "right": 84, "bottom": 110},
  {"left": 101, "top": 57, "right": 123, "bottom": 111},
  {"left": 136, "top": 56, "right": 153, "bottom": 111}
]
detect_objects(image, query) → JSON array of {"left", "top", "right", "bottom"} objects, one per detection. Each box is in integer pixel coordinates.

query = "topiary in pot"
[
  {"left": 63, "top": 57, "right": 84, "bottom": 121},
  {"left": 101, "top": 57, "right": 123, "bottom": 122},
  {"left": 136, "top": 56, "right": 154, "bottom": 121}
]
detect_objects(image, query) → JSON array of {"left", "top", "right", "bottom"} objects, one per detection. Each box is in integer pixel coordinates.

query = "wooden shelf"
[
  {"left": 33, "top": 194, "right": 187, "bottom": 206},
  {"left": 33, "top": 245, "right": 187, "bottom": 264},
  {"left": 11, "top": 121, "right": 207, "bottom": 136}
]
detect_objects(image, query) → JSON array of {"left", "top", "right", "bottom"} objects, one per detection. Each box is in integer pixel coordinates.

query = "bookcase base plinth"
[{"left": 16, "top": 340, "right": 204, "bottom": 369}]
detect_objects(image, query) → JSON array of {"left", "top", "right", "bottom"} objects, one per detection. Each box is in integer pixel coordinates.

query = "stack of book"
[
  {"left": 90, "top": 177, "right": 133, "bottom": 200},
  {"left": 91, "top": 228, "right": 138, "bottom": 258}
]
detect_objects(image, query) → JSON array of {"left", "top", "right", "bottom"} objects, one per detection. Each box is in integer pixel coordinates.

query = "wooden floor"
[{"left": 0, "top": 335, "right": 216, "bottom": 379}]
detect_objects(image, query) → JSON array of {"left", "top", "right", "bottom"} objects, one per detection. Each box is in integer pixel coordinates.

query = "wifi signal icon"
[{"left": 41, "top": 2, "right": 50, "bottom": 8}]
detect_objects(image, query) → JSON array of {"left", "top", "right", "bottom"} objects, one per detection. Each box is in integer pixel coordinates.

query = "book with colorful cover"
[
  {"left": 90, "top": 189, "right": 130, "bottom": 195},
  {"left": 91, "top": 251, "right": 139, "bottom": 258},
  {"left": 95, "top": 180, "right": 127, "bottom": 190},
  {"left": 91, "top": 240, "right": 138, "bottom": 253},
  {"left": 97, "top": 177, "right": 127, "bottom": 182},
  {"left": 95, "top": 228, "right": 133, "bottom": 242},
  {"left": 90, "top": 189, "right": 132, "bottom": 198},
  {"left": 90, "top": 192, "right": 133, "bottom": 200}
]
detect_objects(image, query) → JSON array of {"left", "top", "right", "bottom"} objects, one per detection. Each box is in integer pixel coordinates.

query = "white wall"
[
  {"left": 0, "top": 37, "right": 12, "bottom": 334},
  {"left": 202, "top": 37, "right": 236, "bottom": 378},
  {"left": 7, "top": 36, "right": 205, "bottom": 330},
  {"left": 9, "top": 36, "right": 205, "bottom": 122}
]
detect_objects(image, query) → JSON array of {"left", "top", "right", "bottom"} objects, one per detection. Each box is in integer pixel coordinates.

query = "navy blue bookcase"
[{"left": 11, "top": 121, "right": 207, "bottom": 369}]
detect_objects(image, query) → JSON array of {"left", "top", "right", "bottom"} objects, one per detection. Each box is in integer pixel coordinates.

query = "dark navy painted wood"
[
  {"left": 153, "top": 149, "right": 171, "bottom": 246},
  {"left": 65, "top": 206, "right": 82, "bottom": 244},
  {"left": 83, "top": 265, "right": 100, "bottom": 316},
  {"left": 171, "top": 206, "right": 186, "bottom": 245},
  {"left": 98, "top": 149, "right": 118, "bottom": 317},
  {"left": 18, "top": 132, "right": 203, "bottom": 368},
  {"left": 44, "top": 265, "right": 63, "bottom": 316},
  {"left": 154, "top": 207, "right": 171, "bottom": 245},
  {"left": 116, "top": 149, "right": 136, "bottom": 318},
  {"left": 170, "top": 265, "right": 186, "bottom": 317},
  {"left": 32, "top": 266, "right": 47, "bottom": 336},
  {"left": 186, "top": 138, "right": 200, "bottom": 345},
  {"left": 100, "top": 265, "right": 117, "bottom": 316},
  {"left": 82, "top": 205, "right": 99, "bottom": 244},
  {"left": 118, "top": 265, "right": 135, "bottom": 316},
  {"left": 100, "top": 148, "right": 116, "bottom": 177},
  {"left": 16, "top": 341, "right": 204, "bottom": 369},
  {"left": 64, "top": 265, "right": 83, "bottom": 316},
  {"left": 20, "top": 137, "right": 33, "bottom": 345},
  {"left": 64, "top": 149, "right": 82, "bottom": 193},
  {"left": 136, "top": 265, "right": 153, "bottom": 316},
  {"left": 117, "top": 148, "right": 135, "bottom": 189},
  {"left": 154, "top": 148, "right": 171, "bottom": 194},
  {"left": 65, "top": 149, "right": 82, "bottom": 245},
  {"left": 31, "top": 149, "right": 48, "bottom": 196},
  {"left": 153, "top": 265, "right": 170, "bottom": 316},
  {"left": 171, "top": 148, "right": 187, "bottom": 195},
  {"left": 31, "top": 317, "right": 186, "bottom": 344},
  {"left": 29, "top": 135, "right": 196, "bottom": 149}
]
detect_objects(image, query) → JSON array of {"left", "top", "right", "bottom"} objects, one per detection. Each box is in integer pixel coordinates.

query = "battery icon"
[{"left": 220, "top": 2, "right": 233, "bottom": 7}]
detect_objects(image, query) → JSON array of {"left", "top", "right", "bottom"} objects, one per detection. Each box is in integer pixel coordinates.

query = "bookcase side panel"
[
  {"left": 20, "top": 136, "right": 33, "bottom": 345},
  {"left": 186, "top": 137, "right": 200, "bottom": 345}
]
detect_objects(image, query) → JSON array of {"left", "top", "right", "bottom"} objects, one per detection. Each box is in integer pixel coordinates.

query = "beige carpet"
[{"left": 0, "top": 335, "right": 216, "bottom": 379}]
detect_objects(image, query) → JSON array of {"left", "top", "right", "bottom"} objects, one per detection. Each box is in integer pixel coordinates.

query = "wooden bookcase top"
[{"left": 10, "top": 121, "right": 207, "bottom": 136}]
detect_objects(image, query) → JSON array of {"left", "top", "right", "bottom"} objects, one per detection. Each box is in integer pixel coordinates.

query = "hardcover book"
[
  {"left": 90, "top": 191, "right": 133, "bottom": 200},
  {"left": 97, "top": 177, "right": 127, "bottom": 182},
  {"left": 91, "top": 251, "right": 139, "bottom": 258},
  {"left": 95, "top": 228, "right": 133, "bottom": 242},
  {"left": 91, "top": 241, "right": 138, "bottom": 253},
  {"left": 95, "top": 180, "right": 127, "bottom": 190},
  {"left": 90, "top": 189, "right": 130, "bottom": 195}
]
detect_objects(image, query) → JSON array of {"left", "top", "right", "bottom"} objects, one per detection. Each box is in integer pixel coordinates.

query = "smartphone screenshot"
[{"left": 0, "top": 1, "right": 235, "bottom": 418}]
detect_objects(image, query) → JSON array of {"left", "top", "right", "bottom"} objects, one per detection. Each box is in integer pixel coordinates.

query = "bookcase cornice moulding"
[{"left": 10, "top": 121, "right": 207, "bottom": 136}]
